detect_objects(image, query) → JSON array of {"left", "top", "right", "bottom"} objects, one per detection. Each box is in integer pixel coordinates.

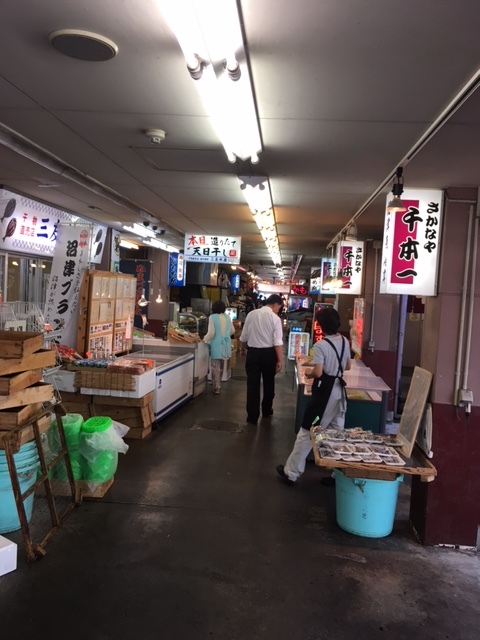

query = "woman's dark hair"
[
  {"left": 316, "top": 307, "right": 341, "bottom": 335},
  {"left": 212, "top": 300, "right": 226, "bottom": 314}
]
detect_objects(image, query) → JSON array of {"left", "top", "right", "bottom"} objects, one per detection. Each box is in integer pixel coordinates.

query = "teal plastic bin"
[
  {"left": 0, "top": 444, "right": 40, "bottom": 533},
  {"left": 335, "top": 469, "right": 403, "bottom": 538},
  {"left": 81, "top": 417, "right": 118, "bottom": 483}
]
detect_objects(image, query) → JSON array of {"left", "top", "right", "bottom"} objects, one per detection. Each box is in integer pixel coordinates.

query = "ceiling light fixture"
[
  {"left": 122, "top": 223, "right": 157, "bottom": 239},
  {"left": 238, "top": 175, "right": 282, "bottom": 266},
  {"left": 119, "top": 239, "right": 139, "bottom": 250},
  {"left": 386, "top": 167, "right": 407, "bottom": 213},
  {"left": 138, "top": 289, "right": 149, "bottom": 307},
  {"left": 345, "top": 222, "right": 358, "bottom": 241},
  {"left": 155, "top": 288, "right": 163, "bottom": 303},
  {"left": 49, "top": 29, "right": 118, "bottom": 62},
  {"left": 158, "top": 0, "right": 262, "bottom": 164}
]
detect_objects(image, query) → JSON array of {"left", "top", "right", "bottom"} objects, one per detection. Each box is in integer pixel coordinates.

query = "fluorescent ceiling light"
[
  {"left": 158, "top": 0, "right": 262, "bottom": 164},
  {"left": 239, "top": 175, "right": 282, "bottom": 267},
  {"left": 145, "top": 238, "right": 180, "bottom": 253},
  {"left": 122, "top": 223, "right": 157, "bottom": 239},
  {"left": 119, "top": 239, "right": 139, "bottom": 250}
]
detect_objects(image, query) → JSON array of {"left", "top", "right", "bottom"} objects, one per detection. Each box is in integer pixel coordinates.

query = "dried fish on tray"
[
  {"left": 381, "top": 454, "right": 406, "bottom": 466},
  {"left": 360, "top": 453, "right": 383, "bottom": 463},
  {"left": 369, "top": 445, "right": 398, "bottom": 456},
  {"left": 318, "top": 447, "right": 341, "bottom": 460},
  {"left": 329, "top": 442, "right": 357, "bottom": 454}
]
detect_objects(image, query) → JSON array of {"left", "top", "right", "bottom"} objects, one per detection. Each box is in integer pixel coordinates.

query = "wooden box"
[
  {"left": 0, "top": 368, "right": 43, "bottom": 396},
  {"left": 0, "top": 402, "right": 44, "bottom": 429},
  {"left": 0, "top": 331, "right": 44, "bottom": 359},
  {"left": 125, "top": 425, "right": 152, "bottom": 440},
  {"left": 0, "top": 382, "right": 54, "bottom": 411},
  {"left": 0, "top": 413, "right": 52, "bottom": 450},
  {"left": 91, "top": 391, "right": 153, "bottom": 408},
  {"left": 0, "top": 349, "right": 56, "bottom": 376}
]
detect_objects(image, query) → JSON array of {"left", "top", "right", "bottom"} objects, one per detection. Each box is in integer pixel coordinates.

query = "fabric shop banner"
[
  {"left": 168, "top": 251, "right": 185, "bottom": 286},
  {"left": 184, "top": 233, "right": 241, "bottom": 264},
  {"left": 0, "top": 187, "right": 76, "bottom": 256},
  {"left": 44, "top": 225, "right": 91, "bottom": 347},
  {"left": 380, "top": 189, "right": 443, "bottom": 295},
  {"left": 119, "top": 259, "right": 151, "bottom": 328}
]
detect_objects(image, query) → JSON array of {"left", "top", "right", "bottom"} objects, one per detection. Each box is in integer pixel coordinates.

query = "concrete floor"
[{"left": 1, "top": 358, "right": 479, "bottom": 639}]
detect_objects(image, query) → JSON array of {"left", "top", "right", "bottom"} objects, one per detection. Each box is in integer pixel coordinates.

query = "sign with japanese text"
[
  {"left": 0, "top": 187, "right": 76, "bottom": 256},
  {"left": 320, "top": 258, "right": 337, "bottom": 293},
  {"left": 309, "top": 267, "right": 321, "bottom": 295},
  {"left": 44, "top": 225, "right": 91, "bottom": 347},
  {"left": 111, "top": 231, "right": 121, "bottom": 272},
  {"left": 291, "top": 284, "right": 309, "bottom": 296},
  {"left": 336, "top": 241, "right": 364, "bottom": 295},
  {"left": 351, "top": 297, "right": 364, "bottom": 357},
  {"left": 184, "top": 233, "right": 241, "bottom": 264},
  {"left": 89, "top": 224, "right": 107, "bottom": 264},
  {"left": 119, "top": 259, "right": 151, "bottom": 329},
  {"left": 168, "top": 251, "right": 185, "bottom": 286},
  {"left": 231, "top": 273, "right": 240, "bottom": 291},
  {"left": 380, "top": 189, "right": 443, "bottom": 295}
]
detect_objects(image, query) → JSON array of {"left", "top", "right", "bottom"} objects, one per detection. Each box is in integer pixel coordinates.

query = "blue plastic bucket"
[
  {"left": 335, "top": 469, "right": 403, "bottom": 538},
  {"left": 0, "top": 445, "right": 39, "bottom": 534}
]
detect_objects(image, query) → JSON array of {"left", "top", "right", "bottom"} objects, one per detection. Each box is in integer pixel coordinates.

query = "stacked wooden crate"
[
  {"left": 0, "top": 331, "right": 56, "bottom": 438},
  {"left": 90, "top": 392, "right": 155, "bottom": 439}
]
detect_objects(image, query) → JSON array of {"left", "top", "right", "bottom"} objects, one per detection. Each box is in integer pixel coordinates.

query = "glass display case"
[{"left": 178, "top": 311, "right": 208, "bottom": 339}]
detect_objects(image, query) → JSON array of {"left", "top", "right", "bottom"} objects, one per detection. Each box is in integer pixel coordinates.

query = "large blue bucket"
[
  {"left": 0, "top": 444, "right": 39, "bottom": 534},
  {"left": 335, "top": 469, "right": 403, "bottom": 538}
]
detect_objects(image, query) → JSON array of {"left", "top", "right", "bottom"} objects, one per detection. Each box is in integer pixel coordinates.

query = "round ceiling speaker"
[{"left": 49, "top": 29, "right": 118, "bottom": 62}]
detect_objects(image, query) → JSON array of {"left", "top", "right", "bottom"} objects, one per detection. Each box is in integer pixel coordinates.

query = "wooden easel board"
[{"left": 396, "top": 366, "right": 433, "bottom": 459}]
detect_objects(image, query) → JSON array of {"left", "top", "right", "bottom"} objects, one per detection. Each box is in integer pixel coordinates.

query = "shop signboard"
[
  {"left": 380, "top": 189, "right": 443, "bottom": 295},
  {"left": 231, "top": 273, "right": 240, "bottom": 291},
  {"left": 44, "top": 224, "right": 91, "bottom": 347},
  {"left": 287, "top": 330, "right": 310, "bottom": 360},
  {"left": 119, "top": 259, "right": 151, "bottom": 328},
  {"left": 0, "top": 187, "right": 76, "bottom": 256},
  {"left": 89, "top": 223, "right": 107, "bottom": 264},
  {"left": 184, "top": 233, "right": 241, "bottom": 264},
  {"left": 336, "top": 240, "right": 364, "bottom": 295},
  {"left": 290, "top": 284, "right": 309, "bottom": 296},
  {"left": 309, "top": 267, "right": 321, "bottom": 294},
  {"left": 168, "top": 251, "right": 185, "bottom": 286},
  {"left": 320, "top": 258, "right": 336, "bottom": 293},
  {"left": 111, "top": 230, "right": 121, "bottom": 272}
]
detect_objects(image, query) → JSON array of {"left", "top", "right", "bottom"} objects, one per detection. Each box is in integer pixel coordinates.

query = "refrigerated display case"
[{"left": 178, "top": 311, "right": 208, "bottom": 339}]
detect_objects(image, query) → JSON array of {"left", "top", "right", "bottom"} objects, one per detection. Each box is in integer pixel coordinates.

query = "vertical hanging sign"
[
  {"left": 336, "top": 241, "right": 364, "bottom": 295},
  {"left": 168, "top": 251, "right": 185, "bottom": 286},
  {"left": 380, "top": 189, "right": 443, "bottom": 295},
  {"left": 320, "top": 258, "right": 336, "bottom": 293},
  {"left": 44, "top": 225, "right": 91, "bottom": 347}
]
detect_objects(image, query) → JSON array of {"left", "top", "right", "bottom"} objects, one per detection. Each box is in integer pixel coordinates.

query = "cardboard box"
[{"left": 0, "top": 535, "right": 17, "bottom": 576}]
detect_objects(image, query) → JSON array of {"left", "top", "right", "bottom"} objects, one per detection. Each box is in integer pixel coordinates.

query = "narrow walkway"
[{"left": 1, "top": 357, "right": 479, "bottom": 639}]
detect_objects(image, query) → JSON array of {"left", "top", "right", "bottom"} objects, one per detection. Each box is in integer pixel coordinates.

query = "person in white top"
[
  {"left": 277, "top": 307, "right": 351, "bottom": 485},
  {"left": 239, "top": 294, "right": 284, "bottom": 424}
]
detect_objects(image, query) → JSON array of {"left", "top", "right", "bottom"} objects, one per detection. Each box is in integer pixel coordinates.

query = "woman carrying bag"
[{"left": 204, "top": 300, "right": 233, "bottom": 394}]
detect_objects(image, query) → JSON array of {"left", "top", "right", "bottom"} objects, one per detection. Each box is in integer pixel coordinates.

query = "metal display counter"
[
  {"left": 294, "top": 356, "right": 391, "bottom": 433},
  {"left": 132, "top": 337, "right": 208, "bottom": 398}
]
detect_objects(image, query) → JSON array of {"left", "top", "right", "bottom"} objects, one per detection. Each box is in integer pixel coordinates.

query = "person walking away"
[
  {"left": 276, "top": 307, "right": 351, "bottom": 484},
  {"left": 239, "top": 294, "right": 284, "bottom": 424},
  {"left": 204, "top": 300, "right": 233, "bottom": 394}
]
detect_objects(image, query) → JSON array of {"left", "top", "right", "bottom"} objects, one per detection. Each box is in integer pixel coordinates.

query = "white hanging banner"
[
  {"left": 380, "top": 189, "right": 443, "bottom": 295},
  {"left": 44, "top": 225, "right": 91, "bottom": 347},
  {"left": 336, "top": 240, "right": 364, "bottom": 295},
  {"left": 89, "top": 223, "right": 107, "bottom": 264},
  {"left": 111, "top": 230, "right": 121, "bottom": 272}
]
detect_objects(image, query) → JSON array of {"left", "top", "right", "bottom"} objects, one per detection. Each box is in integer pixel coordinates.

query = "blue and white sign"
[
  {"left": 231, "top": 273, "right": 240, "bottom": 291},
  {"left": 168, "top": 251, "right": 186, "bottom": 286}
]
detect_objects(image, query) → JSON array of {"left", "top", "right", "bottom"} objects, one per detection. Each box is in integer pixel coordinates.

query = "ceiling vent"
[{"left": 49, "top": 30, "right": 118, "bottom": 62}]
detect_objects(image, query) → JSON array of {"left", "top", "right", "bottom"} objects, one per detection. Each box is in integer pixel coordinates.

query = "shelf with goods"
[{"left": 81, "top": 271, "right": 136, "bottom": 357}]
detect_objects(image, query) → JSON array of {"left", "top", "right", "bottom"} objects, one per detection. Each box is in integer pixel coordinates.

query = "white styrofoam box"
[
  {"left": 0, "top": 536, "right": 17, "bottom": 577},
  {"left": 109, "top": 369, "right": 156, "bottom": 398},
  {"left": 50, "top": 370, "right": 78, "bottom": 393},
  {"left": 80, "top": 387, "right": 111, "bottom": 396}
]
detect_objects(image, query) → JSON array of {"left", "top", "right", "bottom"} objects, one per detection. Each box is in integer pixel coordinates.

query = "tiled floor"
[{"left": 1, "top": 357, "right": 479, "bottom": 639}]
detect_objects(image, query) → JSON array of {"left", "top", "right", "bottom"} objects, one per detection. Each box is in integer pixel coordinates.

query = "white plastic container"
[{"left": 0, "top": 535, "right": 17, "bottom": 576}]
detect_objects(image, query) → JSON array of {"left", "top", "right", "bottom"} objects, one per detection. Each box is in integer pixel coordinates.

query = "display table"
[
  {"left": 294, "top": 356, "right": 391, "bottom": 433},
  {"left": 310, "top": 430, "right": 437, "bottom": 482}
]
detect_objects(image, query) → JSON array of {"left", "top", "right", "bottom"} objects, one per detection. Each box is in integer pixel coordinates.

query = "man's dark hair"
[
  {"left": 316, "top": 307, "right": 341, "bottom": 335},
  {"left": 265, "top": 294, "right": 283, "bottom": 306},
  {"left": 212, "top": 300, "right": 226, "bottom": 314}
]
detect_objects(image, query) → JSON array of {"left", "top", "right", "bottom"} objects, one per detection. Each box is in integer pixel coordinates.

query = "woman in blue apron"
[
  {"left": 277, "top": 307, "right": 351, "bottom": 484},
  {"left": 204, "top": 299, "right": 233, "bottom": 394}
]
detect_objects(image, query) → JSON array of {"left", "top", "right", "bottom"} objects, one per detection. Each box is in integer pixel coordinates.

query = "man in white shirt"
[{"left": 239, "top": 294, "right": 284, "bottom": 424}]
